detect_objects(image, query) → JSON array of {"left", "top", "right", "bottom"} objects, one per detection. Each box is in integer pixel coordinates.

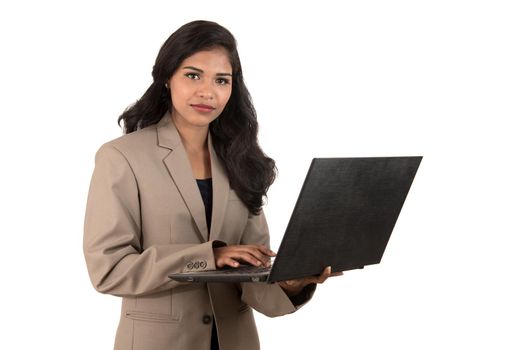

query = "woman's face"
[{"left": 168, "top": 47, "right": 233, "bottom": 130}]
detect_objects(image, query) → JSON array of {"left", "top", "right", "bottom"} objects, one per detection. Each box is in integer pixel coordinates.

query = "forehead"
[{"left": 179, "top": 47, "right": 232, "bottom": 73}]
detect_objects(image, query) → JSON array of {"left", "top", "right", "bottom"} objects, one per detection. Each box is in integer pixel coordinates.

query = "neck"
[{"left": 171, "top": 114, "right": 209, "bottom": 154}]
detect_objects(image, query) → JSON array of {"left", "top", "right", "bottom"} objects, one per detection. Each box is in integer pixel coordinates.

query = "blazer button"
[
  {"left": 202, "top": 315, "right": 212, "bottom": 324},
  {"left": 200, "top": 261, "right": 207, "bottom": 269},
  {"left": 186, "top": 262, "right": 193, "bottom": 270}
]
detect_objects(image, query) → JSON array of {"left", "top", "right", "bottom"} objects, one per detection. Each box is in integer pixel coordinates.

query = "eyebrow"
[{"left": 182, "top": 66, "right": 232, "bottom": 77}]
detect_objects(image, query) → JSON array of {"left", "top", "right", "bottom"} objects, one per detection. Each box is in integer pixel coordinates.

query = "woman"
[{"left": 84, "top": 20, "right": 338, "bottom": 350}]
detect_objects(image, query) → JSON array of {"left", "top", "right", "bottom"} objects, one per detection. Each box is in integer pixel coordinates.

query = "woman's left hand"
[{"left": 278, "top": 266, "right": 343, "bottom": 296}]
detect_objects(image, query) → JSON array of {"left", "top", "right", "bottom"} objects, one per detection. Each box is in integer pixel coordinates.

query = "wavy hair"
[{"left": 118, "top": 20, "right": 276, "bottom": 215}]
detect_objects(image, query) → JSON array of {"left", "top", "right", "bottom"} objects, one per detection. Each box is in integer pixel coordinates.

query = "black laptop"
[{"left": 169, "top": 156, "right": 422, "bottom": 283}]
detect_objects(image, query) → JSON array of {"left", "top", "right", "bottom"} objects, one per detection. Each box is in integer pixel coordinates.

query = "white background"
[{"left": 1, "top": 1, "right": 523, "bottom": 349}]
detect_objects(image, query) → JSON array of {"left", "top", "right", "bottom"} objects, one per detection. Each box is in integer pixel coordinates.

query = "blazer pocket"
[{"left": 125, "top": 311, "right": 180, "bottom": 324}]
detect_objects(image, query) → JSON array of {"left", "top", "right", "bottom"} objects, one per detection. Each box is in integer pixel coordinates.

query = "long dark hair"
[{"left": 118, "top": 20, "right": 276, "bottom": 215}]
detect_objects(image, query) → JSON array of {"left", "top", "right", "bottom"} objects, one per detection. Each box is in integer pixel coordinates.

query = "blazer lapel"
[
  {"left": 208, "top": 134, "right": 230, "bottom": 241},
  {"left": 157, "top": 113, "right": 208, "bottom": 242}
]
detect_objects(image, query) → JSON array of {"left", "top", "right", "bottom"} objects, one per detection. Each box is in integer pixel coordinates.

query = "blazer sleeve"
[
  {"left": 83, "top": 144, "right": 221, "bottom": 297},
  {"left": 239, "top": 210, "right": 316, "bottom": 317}
]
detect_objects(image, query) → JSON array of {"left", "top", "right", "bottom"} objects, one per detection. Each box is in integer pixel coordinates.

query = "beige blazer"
[{"left": 84, "top": 113, "right": 314, "bottom": 350}]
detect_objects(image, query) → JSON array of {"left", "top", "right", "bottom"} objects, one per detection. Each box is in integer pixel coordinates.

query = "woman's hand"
[
  {"left": 278, "top": 266, "right": 343, "bottom": 296},
  {"left": 214, "top": 245, "right": 276, "bottom": 268}
]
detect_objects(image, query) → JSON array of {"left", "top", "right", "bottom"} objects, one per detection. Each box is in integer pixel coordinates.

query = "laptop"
[{"left": 169, "top": 156, "right": 422, "bottom": 283}]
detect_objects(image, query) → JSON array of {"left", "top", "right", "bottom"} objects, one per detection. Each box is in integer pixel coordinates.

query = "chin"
[
  {"left": 174, "top": 110, "right": 218, "bottom": 128},
  {"left": 188, "top": 115, "right": 219, "bottom": 128}
]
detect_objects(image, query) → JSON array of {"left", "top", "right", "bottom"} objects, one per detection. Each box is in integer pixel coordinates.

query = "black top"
[
  {"left": 196, "top": 178, "right": 219, "bottom": 350},
  {"left": 196, "top": 178, "right": 213, "bottom": 233}
]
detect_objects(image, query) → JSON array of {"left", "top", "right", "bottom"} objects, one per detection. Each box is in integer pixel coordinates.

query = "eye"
[
  {"left": 216, "top": 77, "right": 230, "bottom": 85},
  {"left": 185, "top": 72, "right": 200, "bottom": 80}
]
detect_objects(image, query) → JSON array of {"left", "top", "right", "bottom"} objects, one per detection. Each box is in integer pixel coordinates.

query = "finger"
[
  {"left": 317, "top": 267, "right": 344, "bottom": 282},
  {"left": 257, "top": 245, "right": 277, "bottom": 257},
  {"left": 236, "top": 246, "right": 271, "bottom": 266},
  {"left": 256, "top": 246, "right": 276, "bottom": 266},
  {"left": 217, "top": 246, "right": 259, "bottom": 266},
  {"left": 282, "top": 279, "right": 301, "bottom": 287},
  {"left": 232, "top": 251, "right": 266, "bottom": 267},
  {"left": 316, "top": 266, "right": 332, "bottom": 284},
  {"left": 246, "top": 246, "right": 271, "bottom": 264},
  {"left": 219, "top": 257, "right": 240, "bottom": 268},
  {"left": 241, "top": 245, "right": 273, "bottom": 260}
]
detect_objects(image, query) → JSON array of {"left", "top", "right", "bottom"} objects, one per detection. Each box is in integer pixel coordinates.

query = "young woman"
[{"left": 84, "top": 20, "right": 338, "bottom": 350}]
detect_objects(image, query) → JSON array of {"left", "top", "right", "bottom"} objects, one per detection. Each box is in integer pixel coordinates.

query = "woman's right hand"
[{"left": 213, "top": 245, "right": 276, "bottom": 268}]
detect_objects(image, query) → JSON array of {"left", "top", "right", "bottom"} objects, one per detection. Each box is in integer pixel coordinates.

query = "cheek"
[
  {"left": 219, "top": 89, "right": 233, "bottom": 108},
  {"left": 170, "top": 88, "right": 187, "bottom": 107}
]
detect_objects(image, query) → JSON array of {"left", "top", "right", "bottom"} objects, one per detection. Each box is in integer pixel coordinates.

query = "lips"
[{"left": 190, "top": 104, "right": 216, "bottom": 112}]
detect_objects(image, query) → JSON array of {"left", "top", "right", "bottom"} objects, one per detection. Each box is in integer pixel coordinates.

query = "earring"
[{"left": 164, "top": 83, "right": 169, "bottom": 89}]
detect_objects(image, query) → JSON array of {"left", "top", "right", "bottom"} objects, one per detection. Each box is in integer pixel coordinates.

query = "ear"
[{"left": 165, "top": 76, "right": 174, "bottom": 89}]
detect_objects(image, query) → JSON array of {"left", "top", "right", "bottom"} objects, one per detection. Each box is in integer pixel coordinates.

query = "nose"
[
  {"left": 197, "top": 80, "right": 215, "bottom": 100},
  {"left": 198, "top": 90, "right": 213, "bottom": 100}
]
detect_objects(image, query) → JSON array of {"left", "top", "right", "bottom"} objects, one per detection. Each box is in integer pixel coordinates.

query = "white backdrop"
[{"left": 1, "top": 1, "right": 523, "bottom": 349}]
